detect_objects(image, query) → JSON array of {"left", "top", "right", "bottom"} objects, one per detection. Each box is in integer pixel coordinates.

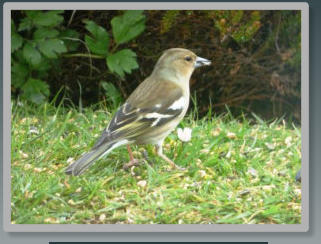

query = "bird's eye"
[{"left": 185, "top": 56, "right": 192, "bottom": 62}]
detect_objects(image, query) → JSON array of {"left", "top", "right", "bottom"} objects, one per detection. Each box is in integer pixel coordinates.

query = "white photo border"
[{"left": 3, "top": 2, "right": 309, "bottom": 232}]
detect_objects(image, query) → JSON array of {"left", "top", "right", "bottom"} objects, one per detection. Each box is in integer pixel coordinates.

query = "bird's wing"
[{"left": 93, "top": 79, "right": 186, "bottom": 148}]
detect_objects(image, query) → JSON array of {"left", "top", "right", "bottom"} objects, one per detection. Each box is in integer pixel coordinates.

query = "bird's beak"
[{"left": 195, "top": 56, "right": 211, "bottom": 68}]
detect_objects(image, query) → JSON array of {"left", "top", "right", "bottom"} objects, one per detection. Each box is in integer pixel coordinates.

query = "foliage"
[
  {"left": 11, "top": 10, "right": 146, "bottom": 105},
  {"left": 160, "top": 10, "right": 180, "bottom": 34},
  {"left": 11, "top": 10, "right": 301, "bottom": 121},
  {"left": 139, "top": 10, "right": 301, "bottom": 121},
  {"left": 11, "top": 10, "right": 72, "bottom": 104},
  {"left": 100, "top": 81, "right": 123, "bottom": 108},
  {"left": 21, "top": 78, "right": 50, "bottom": 104},
  {"left": 106, "top": 49, "right": 139, "bottom": 78},
  {"left": 210, "top": 10, "right": 261, "bottom": 44},
  {"left": 83, "top": 10, "right": 144, "bottom": 79},
  {"left": 160, "top": 10, "right": 262, "bottom": 45},
  {"left": 84, "top": 20, "right": 110, "bottom": 56},
  {"left": 11, "top": 101, "right": 301, "bottom": 224},
  {"left": 111, "top": 10, "right": 146, "bottom": 45}
]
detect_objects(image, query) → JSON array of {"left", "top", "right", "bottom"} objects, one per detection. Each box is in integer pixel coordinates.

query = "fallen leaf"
[
  {"left": 211, "top": 127, "right": 221, "bottom": 136},
  {"left": 66, "top": 157, "right": 75, "bottom": 164},
  {"left": 137, "top": 180, "right": 147, "bottom": 188},
  {"left": 24, "top": 164, "right": 32, "bottom": 170},
  {"left": 33, "top": 168, "right": 43, "bottom": 173},
  {"left": 99, "top": 214, "right": 106, "bottom": 222},
  {"left": 199, "top": 170, "right": 207, "bottom": 178},
  {"left": 200, "top": 149, "right": 209, "bottom": 154},
  {"left": 227, "top": 132, "right": 236, "bottom": 139},
  {"left": 68, "top": 199, "right": 76, "bottom": 205}
]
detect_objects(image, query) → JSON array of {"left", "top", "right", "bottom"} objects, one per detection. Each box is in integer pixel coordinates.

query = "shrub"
[
  {"left": 11, "top": 10, "right": 301, "bottom": 121},
  {"left": 11, "top": 10, "right": 146, "bottom": 107}
]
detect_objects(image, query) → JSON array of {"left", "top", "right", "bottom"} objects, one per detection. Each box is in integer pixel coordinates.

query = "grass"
[{"left": 11, "top": 101, "right": 301, "bottom": 224}]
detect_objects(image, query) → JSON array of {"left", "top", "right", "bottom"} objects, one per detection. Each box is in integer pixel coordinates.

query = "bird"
[{"left": 65, "top": 48, "right": 211, "bottom": 176}]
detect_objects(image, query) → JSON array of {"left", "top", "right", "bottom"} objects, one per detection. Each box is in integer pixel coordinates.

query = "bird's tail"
[{"left": 65, "top": 139, "right": 127, "bottom": 176}]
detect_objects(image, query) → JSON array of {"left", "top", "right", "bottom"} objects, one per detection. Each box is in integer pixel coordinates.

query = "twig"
[
  {"left": 61, "top": 37, "right": 95, "bottom": 78},
  {"left": 62, "top": 53, "right": 104, "bottom": 59},
  {"left": 68, "top": 10, "right": 77, "bottom": 27},
  {"left": 274, "top": 12, "right": 281, "bottom": 53}
]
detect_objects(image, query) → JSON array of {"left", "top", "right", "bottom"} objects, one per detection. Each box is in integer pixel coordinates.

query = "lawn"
[{"left": 11, "top": 101, "right": 301, "bottom": 224}]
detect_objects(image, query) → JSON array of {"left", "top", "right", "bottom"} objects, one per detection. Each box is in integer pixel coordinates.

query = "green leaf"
[
  {"left": 106, "top": 49, "right": 139, "bottom": 78},
  {"left": 111, "top": 10, "right": 145, "bottom": 45},
  {"left": 26, "top": 10, "right": 64, "bottom": 28},
  {"left": 36, "top": 58, "right": 52, "bottom": 73},
  {"left": 33, "top": 27, "right": 59, "bottom": 40},
  {"left": 18, "top": 11, "right": 63, "bottom": 31},
  {"left": 101, "top": 81, "right": 123, "bottom": 108},
  {"left": 25, "top": 10, "right": 41, "bottom": 19},
  {"left": 13, "top": 49, "right": 26, "bottom": 64},
  {"left": 11, "top": 21, "right": 23, "bottom": 53},
  {"left": 12, "top": 33, "right": 23, "bottom": 53},
  {"left": 84, "top": 20, "right": 109, "bottom": 56},
  {"left": 18, "top": 17, "right": 33, "bottom": 31},
  {"left": 11, "top": 20, "right": 15, "bottom": 32},
  {"left": 11, "top": 61, "right": 29, "bottom": 88},
  {"left": 21, "top": 78, "right": 50, "bottom": 104},
  {"left": 37, "top": 39, "right": 67, "bottom": 58},
  {"left": 59, "top": 29, "right": 80, "bottom": 52},
  {"left": 23, "top": 42, "right": 42, "bottom": 66}
]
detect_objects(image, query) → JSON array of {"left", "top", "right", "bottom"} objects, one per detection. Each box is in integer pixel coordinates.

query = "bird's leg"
[
  {"left": 123, "top": 145, "right": 141, "bottom": 170},
  {"left": 127, "top": 145, "right": 135, "bottom": 161},
  {"left": 155, "top": 143, "right": 185, "bottom": 170}
]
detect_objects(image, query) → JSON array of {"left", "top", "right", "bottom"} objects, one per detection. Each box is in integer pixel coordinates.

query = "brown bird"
[{"left": 65, "top": 48, "right": 211, "bottom": 176}]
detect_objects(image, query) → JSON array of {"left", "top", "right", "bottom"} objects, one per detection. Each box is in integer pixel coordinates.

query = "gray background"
[{"left": 1, "top": 0, "right": 320, "bottom": 243}]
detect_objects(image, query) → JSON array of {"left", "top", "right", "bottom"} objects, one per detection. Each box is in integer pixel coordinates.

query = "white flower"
[{"left": 177, "top": 127, "right": 192, "bottom": 142}]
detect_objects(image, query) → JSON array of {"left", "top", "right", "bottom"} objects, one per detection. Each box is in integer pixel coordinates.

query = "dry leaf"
[
  {"left": 66, "top": 157, "right": 75, "bottom": 164},
  {"left": 68, "top": 199, "right": 76, "bottom": 205},
  {"left": 33, "top": 168, "right": 43, "bottom": 173},
  {"left": 24, "top": 164, "right": 32, "bottom": 170},
  {"left": 137, "top": 180, "right": 147, "bottom": 188},
  {"left": 199, "top": 170, "right": 207, "bottom": 178},
  {"left": 20, "top": 151, "right": 29, "bottom": 159},
  {"left": 200, "top": 149, "right": 209, "bottom": 154},
  {"left": 227, "top": 132, "right": 236, "bottom": 139},
  {"left": 99, "top": 214, "right": 106, "bottom": 222},
  {"left": 44, "top": 217, "right": 58, "bottom": 223},
  {"left": 211, "top": 127, "right": 221, "bottom": 137}
]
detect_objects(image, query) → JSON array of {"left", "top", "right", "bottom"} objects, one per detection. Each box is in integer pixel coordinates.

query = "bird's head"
[{"left": 152, "top": 48, "right": 211, "bottom": 82}]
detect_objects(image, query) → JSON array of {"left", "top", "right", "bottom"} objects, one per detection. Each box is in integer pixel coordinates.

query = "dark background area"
[{"left": 11, "top": 9, "right": 301, "bottom": 122}]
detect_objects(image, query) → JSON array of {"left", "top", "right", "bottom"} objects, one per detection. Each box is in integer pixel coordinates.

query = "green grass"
[{"left": 11, "top": 101, "right": 301, "bottom": 224}]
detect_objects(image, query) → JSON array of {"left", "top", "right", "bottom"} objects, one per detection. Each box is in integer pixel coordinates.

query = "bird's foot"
[
  {"left": 155, "top": 145, "right": 186, "bottom": 171},
  {"left": 123, "top": 159, "right": 142, "bottom": 170},
  {"left": 162, "top": 157, "right": 186, "bottom": 171}
]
